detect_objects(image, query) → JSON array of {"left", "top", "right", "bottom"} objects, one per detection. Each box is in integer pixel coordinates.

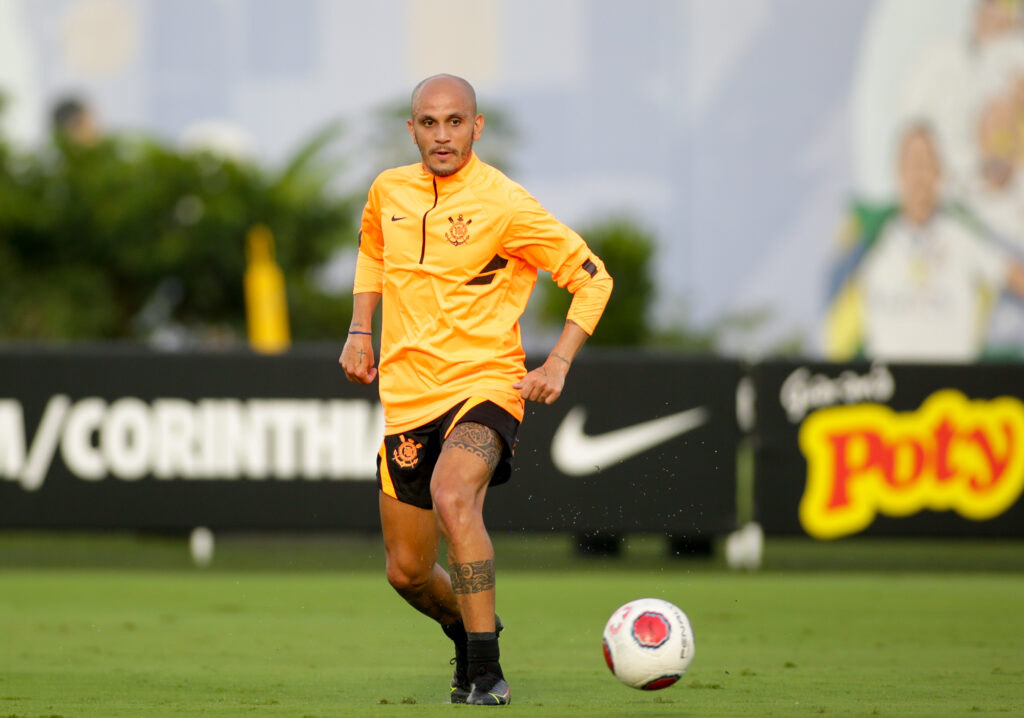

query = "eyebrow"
[{"left": 416, "top": 111, "right": 469, "bottom": 122}]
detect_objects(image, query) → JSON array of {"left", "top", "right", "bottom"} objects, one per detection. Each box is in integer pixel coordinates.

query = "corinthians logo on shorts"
[
  {"left": 392, "top": 434, "right": 423, "bottom": 469},
  {"left": 445, "top": 214, "right": 472, "bottom": 246}
]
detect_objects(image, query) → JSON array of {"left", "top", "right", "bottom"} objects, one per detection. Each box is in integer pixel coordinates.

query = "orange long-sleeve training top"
[{"left": 354, "top": 152, "right": 613, "bottom": 434}]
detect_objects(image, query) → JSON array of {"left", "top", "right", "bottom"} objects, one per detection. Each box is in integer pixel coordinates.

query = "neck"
[{"left": 903, "top": 205, "right": 936, "bottom": 227}]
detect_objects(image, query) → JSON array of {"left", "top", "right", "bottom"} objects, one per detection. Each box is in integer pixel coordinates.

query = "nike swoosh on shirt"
[
  {"left": 551, "top": 406, "right": 709, "bottom": 476},
  {"left": 391, "top": 215, "right": 406, "bottom": 221}
]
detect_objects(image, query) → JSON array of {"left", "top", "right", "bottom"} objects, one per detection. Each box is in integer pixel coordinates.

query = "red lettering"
[
  {"left": 933, "top": 419, "right": 956, "bottom": 483},
  {"left": 885, "top": 437, "right": 925, "bottom": 490},
  {"left": 827, "top": 431, "right": 885, "bottom": 509},
  {"left": 968, "top": 424, "right": 1013, "bottom": 492}
]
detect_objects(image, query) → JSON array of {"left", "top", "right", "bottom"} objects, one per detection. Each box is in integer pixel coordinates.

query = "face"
[
  {"left": 70, "top": 110, "right": 101, "bottom": 146},
  {"left": 974, "top": 0, "right": 1019, "bottom": 44},
  {"left": 977, "top": 93, "right": 1018, "bottom": 188},
  {"left": 407, "top": 79, "right": 484, "bottom": 177},
  {"left": 898, "top": 130, "right": 941, "bottom": 226}
]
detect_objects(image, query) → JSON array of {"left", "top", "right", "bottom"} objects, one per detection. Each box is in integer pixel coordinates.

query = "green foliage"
[
  {"left": 0, "top": 94, "right": 528, "bottom": 344},
  {"left": 0, "top": 115, "right": 358, "bottom": 342},
  {"left": 538, "top": 216, "right": 656, "bottom": 346},
  {"left": 649, "top": 303, "right": 806, "bottom": 357},
  {"left": 3, "top": 94, "right": 789, "bottom": 353},
  {"left": 535, "top": 215, "right": 801, "bottom": 355}
]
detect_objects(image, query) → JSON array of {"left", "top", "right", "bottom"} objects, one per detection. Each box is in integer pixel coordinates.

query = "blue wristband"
[{"left": 349, "top": 330, "right": 372, "bottom": 336}]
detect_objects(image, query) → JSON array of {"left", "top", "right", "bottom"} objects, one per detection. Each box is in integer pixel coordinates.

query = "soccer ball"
[{"left": 602, "top": 598, "right": 695, "bottom": 690}]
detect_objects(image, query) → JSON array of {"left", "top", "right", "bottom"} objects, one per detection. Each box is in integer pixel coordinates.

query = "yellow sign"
[
  {"left": 244, "top": 225, "right": 290, "bottom": 353},
  {"left": 798, "top": 390, "right": 1024, "bottom": 539}
]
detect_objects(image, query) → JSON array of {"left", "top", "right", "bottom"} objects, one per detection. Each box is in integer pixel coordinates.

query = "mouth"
[{"left": 431, "top": 148, "right": 455, "bottom": 159}]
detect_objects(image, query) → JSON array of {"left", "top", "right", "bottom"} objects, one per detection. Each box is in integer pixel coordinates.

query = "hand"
[
  {"left": 339, "top": 334, "right": 378, "bottom": 384},
  {"left": 514, "top": 357, "right": 569, "bottom": 404}
]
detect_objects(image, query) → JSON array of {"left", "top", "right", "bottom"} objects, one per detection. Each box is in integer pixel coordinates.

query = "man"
[
  {"left": 51, "top": 95, "right": 101, "bottom": 146},
  {"left": 859, "top": 123, "right": 1024, "bottom": 361},
  {"left": 338, "top": 74, "right": 612, "bottom": 705},
  {"left": 963, "top": 72, "right": 1024, "bottom": 355}
]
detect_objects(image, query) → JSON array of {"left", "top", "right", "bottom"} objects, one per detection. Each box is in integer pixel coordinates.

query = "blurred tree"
[
  {"left": 534, "top": 214, "right": 803, "bottom": 355},
  {"left": 537, "top": 216, "right": 655, "bottom": 346},
  {"left": 0, "top": 105, "right": 358, "bottom": 344},
  {"left": 649, "top": 303, "right": 806, "bottom": 357},
  {"left": 1, "top": 94, "right": 794, "bottom": 355}
]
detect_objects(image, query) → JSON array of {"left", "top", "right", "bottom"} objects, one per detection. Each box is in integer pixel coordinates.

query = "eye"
[{"left": 451, "top": 118, "right": 461, "bottom": 126}]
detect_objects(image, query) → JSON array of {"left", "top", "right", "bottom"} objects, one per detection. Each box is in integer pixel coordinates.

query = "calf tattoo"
[
  {"left": 449, "top": 559, "right": 496, "bottom": 594},
  {"left": 444, "top": 422, "right": 502, "bottom": 471}
]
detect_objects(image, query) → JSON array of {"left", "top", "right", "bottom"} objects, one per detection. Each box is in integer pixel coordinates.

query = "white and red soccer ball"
[{"left": 602, "top": 598, "right": 695, "bottom": 690}]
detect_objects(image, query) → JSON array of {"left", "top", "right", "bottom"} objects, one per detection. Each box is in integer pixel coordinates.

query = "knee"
[
  {"left": 431, "top": 481, "right": 475, "bottom": 536},
  {"left": 385, "top": 553, "right": 431, "bottom": 595}
]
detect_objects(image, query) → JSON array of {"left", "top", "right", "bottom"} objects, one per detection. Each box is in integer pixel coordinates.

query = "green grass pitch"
[{"left": 1, "top": 532, "right": 1022, "bottom": 717}]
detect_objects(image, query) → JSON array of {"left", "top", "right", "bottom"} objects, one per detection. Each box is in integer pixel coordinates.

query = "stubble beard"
[{"left": 426, "top": 141, "right": 472, "bottom": 177}]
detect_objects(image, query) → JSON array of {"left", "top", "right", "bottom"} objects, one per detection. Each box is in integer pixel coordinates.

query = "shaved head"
[{"left": 411, "top": 74, "right": 477, "bottom": 116}]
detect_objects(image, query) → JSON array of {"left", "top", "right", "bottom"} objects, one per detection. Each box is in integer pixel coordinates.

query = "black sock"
[
  {"left": 467, "top": 631, "right": 502, "bottom": 679},
  {"left": 441, "top": 619, "right": 467, "bottom": 646}
]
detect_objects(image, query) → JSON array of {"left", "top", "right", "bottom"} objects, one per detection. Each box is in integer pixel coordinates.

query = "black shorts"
[{"left": 376, "top": 398, "right": 520, "bottom": 510}]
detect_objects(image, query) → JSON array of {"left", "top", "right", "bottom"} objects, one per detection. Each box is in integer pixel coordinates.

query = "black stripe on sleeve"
[{"left": 581, "top": 258, "right": 598, "bottom": 277}]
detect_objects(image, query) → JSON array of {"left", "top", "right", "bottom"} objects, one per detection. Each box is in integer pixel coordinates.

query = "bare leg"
[
  {"left": 378, "top": 491, "right": 461, "bottom": 625},
  {"left": 430, "top": 422, "right": 502, "bottom": 634}
]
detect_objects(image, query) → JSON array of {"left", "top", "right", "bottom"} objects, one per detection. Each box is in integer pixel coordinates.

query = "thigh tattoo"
[
  {"left": 449, "top": 559, "right": 496, "bottom": 594},
  {"left": 444, "top": 422, "right": 502, "bottom": 472}
]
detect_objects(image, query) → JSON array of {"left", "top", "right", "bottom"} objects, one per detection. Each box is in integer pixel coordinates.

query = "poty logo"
[
  {"left": 799, "top": 390, "right": 1024, "bottom": 539},
  {"left": 0, "top": 395, "right": 384, "bottom": 491},
  {"left": 632, "top": 612, "right": 671, "bottom": 649}
]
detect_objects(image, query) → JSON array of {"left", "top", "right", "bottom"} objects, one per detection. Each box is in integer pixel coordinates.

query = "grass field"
[{"left": 1, "top": 532, "right": 1023, "bottom": 717}]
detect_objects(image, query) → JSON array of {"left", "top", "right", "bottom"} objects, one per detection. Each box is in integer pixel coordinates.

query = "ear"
[
  {"left": 407, "top": 118, "right": 418, "bottom": 145},
  {"left": 473, "top": 113, "right": 485, "bottom": 141}
]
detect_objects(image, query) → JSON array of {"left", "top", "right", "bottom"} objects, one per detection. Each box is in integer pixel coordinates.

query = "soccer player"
[{"left": 338, "top": 74, "right": 612, "bottom": 705}]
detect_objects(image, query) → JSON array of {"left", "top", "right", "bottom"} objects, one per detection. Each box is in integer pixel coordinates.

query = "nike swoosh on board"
[{"left": 551, "top": 406, "right": 708, "bottom": 476}]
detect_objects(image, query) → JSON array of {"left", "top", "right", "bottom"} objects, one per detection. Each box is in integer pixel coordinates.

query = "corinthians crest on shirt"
[
  {"left": 393, "top": 434, "right": 423, "bottom": 469},
  {"left": 445, "top": 214, "right": 472, "bottom": 246}
]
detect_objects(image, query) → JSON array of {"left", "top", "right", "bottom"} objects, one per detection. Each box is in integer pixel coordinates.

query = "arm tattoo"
[
  {"left": 449, "top": 559, "right": 495, "bottom": 594},
  {"left": 443, "top": 422, "right": 502, "bottom": 472},
  {"left": 551, "top": 353, "right": 570, "bottom": 366}
]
